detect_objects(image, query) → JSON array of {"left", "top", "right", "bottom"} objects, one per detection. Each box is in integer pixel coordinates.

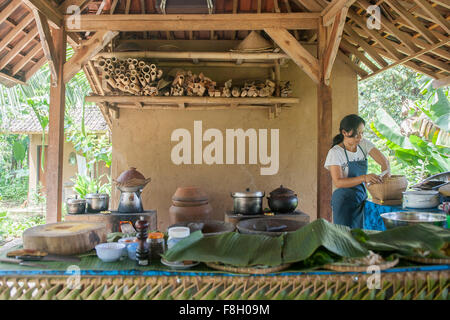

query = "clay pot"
[
  {"left": 169, "top": 204, "right": 213, "bottom": 225},
  {"left": 169, "top": 186, "right": 212, "bottom": 225},
  {"left": 172, "top": 186, "right": 208, "bottom": 202},
  {"left": 116, "top": 167, "right": 146, "bottom": 183}
]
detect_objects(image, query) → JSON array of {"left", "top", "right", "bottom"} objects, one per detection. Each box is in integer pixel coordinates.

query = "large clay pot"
[
  {"left": 169, "top": 186, "right": 213, "bottom": 225},
  {"left": 169, "top": 204, "right": 213, "bottom": 225}
]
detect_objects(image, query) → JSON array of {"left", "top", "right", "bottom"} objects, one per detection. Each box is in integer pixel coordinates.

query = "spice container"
[
  {"left": 147, "top": 232, "right": 166, "bottom": 261},
  {"left": 167, "top": 227, "right": 190, "bottom": 250}
]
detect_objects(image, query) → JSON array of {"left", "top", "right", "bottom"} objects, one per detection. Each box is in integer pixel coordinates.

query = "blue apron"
[{"left": 331, "top": 144, "right": 368, "bottom": 229}]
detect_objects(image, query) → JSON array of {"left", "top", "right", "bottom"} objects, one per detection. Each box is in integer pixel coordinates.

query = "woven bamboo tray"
[
  {"left": 404, "top": 256, "right": 450, "bottom": 265},
  {"left": 323, "top": 258, "right": 399, "bottom": 272},
  {"left": 0, "top": 270, "right": 448, "bottom": 300},
  {"left": 205, "top": 262, "right": 292, "bottom": 274}
]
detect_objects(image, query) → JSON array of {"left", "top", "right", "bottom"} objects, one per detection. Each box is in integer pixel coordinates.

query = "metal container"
[
  {"left": 66, "top": 197, "right": 86, "bottom": 214},
  {"left": 231, "top": 188, "right": 264, "bottom": 215},
  {"left": 169, "top": 220, "right": 235, "bottom": 237},
  {"left": 86, "top": 193, "right": 109, "bottom": 213},
  {"left": 117, "top": 186, "right": 144, "bottom": 213},
  {"left": 267, "top": 185, "right": 298, "bottom": 213},
  {"left": 402, "top": 190, "right": 440, "bottom": 209},
  {"left": 380, "top": 212, "right": 447, "bottom": 229}
]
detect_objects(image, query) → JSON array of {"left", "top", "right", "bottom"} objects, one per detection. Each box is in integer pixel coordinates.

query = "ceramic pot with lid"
[
  {"left": 169, "top": 186, "right": 213, "bottom": 225},
  {"left": 231, "top": 188, "right": 265, "bottom": 215},
  {"left": 86, "top": 193, "right": 109, "bottom": 213},
  {"left": 267, "top": 185, "right": 298, "bottom": 213}
]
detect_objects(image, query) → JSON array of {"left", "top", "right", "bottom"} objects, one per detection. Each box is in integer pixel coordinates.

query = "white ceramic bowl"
[{"left": 95, "top": 243, "right": 126, "bottom": 262}]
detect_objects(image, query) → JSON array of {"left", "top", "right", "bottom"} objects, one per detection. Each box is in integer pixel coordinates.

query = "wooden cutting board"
[{"left": 23, "top": 222, "right": 107, "bottom": 255}]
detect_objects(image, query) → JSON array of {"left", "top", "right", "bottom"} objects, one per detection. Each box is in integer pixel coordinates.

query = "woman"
[{"left": 324, "top": 114, "right": 390, "bottom": 229}]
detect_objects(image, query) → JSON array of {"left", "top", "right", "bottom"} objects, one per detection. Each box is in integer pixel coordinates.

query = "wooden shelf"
[{"left": 85, "top": 95, "right": 299, "bottom": 119}]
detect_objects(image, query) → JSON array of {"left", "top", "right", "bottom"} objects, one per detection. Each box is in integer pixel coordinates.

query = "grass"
[{"left": 0, "top": 211, "right": 45, "bottom": 243}]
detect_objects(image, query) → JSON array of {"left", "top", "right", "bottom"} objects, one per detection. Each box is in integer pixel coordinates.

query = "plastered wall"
[{"left": 110, "top": 43, "right": 358, "bottom": 231}]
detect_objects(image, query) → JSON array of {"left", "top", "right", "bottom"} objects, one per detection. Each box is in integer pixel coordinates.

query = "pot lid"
[
  {"left": 269, "top": 185, "right": 296, "bottom": 197},
  {"left": 172, "top": 186, "right": 209, "bottom": 202},
  {"left": 231, "top": 188, "right": 265, "bottom": 198},
  {"left": 116, "top": 167, "right": 146, "bottom": 183},
  {"left": 86, "top": 193, "right": 109, "bottom": 199},
  {"left": 67, "top": 197, "right": 86, "bottom": 204}
]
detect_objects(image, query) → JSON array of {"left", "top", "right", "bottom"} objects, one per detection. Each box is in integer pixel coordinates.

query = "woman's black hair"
[{"left": 332, "top": 114, "right": 366, "bottom": 147}]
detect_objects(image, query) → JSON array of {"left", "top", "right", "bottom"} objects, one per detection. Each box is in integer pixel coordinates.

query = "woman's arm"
[
  {"left": 329, "top": 165, "right": 382, "bottom": 189},
  {"left": 369, "top": 147, "right": 390, "bottom": 175}
]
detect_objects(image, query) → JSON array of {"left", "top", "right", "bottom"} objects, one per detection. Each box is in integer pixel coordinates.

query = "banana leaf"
[
  {"left": 351, "top": 224, "right": 450, "bottom": 258},
  {"left": 161, "top": 230, "right": 284, "bottom": 267},
  {"left": 282, "top": 219, "right": 369, "bottom": 263}
]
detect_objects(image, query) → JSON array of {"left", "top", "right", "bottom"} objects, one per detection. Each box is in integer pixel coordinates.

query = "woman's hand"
[{"left": 364, "top": 174, "right": 382, "bottom": 184}]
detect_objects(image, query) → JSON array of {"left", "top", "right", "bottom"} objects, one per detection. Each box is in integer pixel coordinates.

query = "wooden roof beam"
[
  {"left": 339, "top": 38, "right": 380, "bottom": 72},
  {"left": 383, "top": 0, "right": 439, "bottom": 44},
  {"left": 355, "top": 0, "right": 421, "bottom": 52},
  {"left": 347, "top": 10, "right": 405, "bottom": 60},
  {"left": 63, "top": 30, "right": 118, "bottom": 83},
  {"left": 265, "top": 27, "right": 320, "bottom": 83},
  {"left": 11, "top": 45, "right": 42, "bottom": 76},
  {"left": 0, "top": 26, "right": 38, "bottom": 70},
  {"left": 0, "top": 13, "right": 34, "bottom": 53},
  {"left": 344, "top": 24, "right": 388, "bottom": 67},
  {"left": 371, "top": 45, "right": 446, "bottom": 79},
  {"left": 0, "top": 71, "right": 27, "bottom": 87},
  {"left": 22, "top": 0, "right": 63, "bottom": 28},
  {"left": 33, "top": 10, "right": 58, "bottom": 86},
  {"left": 58, "top": 0, "right": 92, "bottom": 13},
  {"left": 337, "top": 51, "right": 368, "bottom": 77},
  {"left": 294, "top": 0, "right": 323, "bottom": 11},
  {"left": 0, "top": 0, "right": 22, "bottom": 25},
  {"left": 429, "top": 1, "right": 450, "bottom": 10},
  {"left": 432, "top": 76, "right": 450, "bottom": 88},
  {"left": 25, "top": 56, "right": 47, "bottom": 81},
  {"left": 63, "top": 13, "right": 320, "bottom": 32},
  {"left": 321, "top": 0, "right": 355, "bottom": 27},
  {"left": 323, "top": 7, "right": 349, "bottom": 83},
  {"left": 361, "top": 39, "right": 448, "bottom": 80}
]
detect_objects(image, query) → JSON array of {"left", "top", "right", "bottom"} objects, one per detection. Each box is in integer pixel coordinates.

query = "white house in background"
[{"left": 6, "top": 105, "right": 109, "bottom": 205}]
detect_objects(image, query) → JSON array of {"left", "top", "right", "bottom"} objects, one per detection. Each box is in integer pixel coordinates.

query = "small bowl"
[
  {"left": 381, "top": 212, "right": 447, "bottom": 229},
  {"left": 118, "top": 237, "right": 138, "bottom": 256},
  {"left": 95, "top": 243, "right": 126, "bottom": 262},
  {"left": 127, "top": 242, "right": 149, "bottom": 261}
]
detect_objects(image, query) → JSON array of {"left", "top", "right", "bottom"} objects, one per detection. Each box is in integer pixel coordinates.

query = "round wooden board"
[
  {"left": 323, "top": 258, "right": 399, "bottom": 272},
  {"left": 206, "top": 262, "right": 291, "bottom": 274},
  {"left": 23, "top": 221, "right": 107, "bottom": 255}
]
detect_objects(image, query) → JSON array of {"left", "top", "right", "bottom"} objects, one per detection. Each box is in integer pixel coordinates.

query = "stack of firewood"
[
  {"left": 96, "top": 59, "right": 293, "bottom": 98},
  {"left": 96, "top": 57, "right": 164, "bottom": 96}
]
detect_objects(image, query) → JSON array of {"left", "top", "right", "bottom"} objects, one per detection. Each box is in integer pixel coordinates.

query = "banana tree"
[{"left": 371, "top": 108, "right": 449, "bottom": 181}]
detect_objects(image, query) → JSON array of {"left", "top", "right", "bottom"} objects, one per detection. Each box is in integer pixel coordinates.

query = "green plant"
[
  {"left": 72, "top": 174, "right": 111, "bottom": 199},
  {"left": 371, "top": 100, "right": 449, "bottom": 185},
  {"left": 0, "top": 212, "right": 45, "bottom": 241}
]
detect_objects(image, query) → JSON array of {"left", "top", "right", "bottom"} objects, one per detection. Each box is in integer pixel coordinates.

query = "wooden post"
[
  {"left": 317, "top": 18, "right": 333, "bottom": 222},
  {"left": 46, "top": 26, "right": 66, "bottom": 223}
]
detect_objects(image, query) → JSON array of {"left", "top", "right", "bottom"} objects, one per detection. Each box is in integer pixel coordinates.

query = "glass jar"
[
  {"left": 147, "top": 232, "right": 166, "bottom": 261},
  {"left": 167, "top": 227, "right": 190, "bottom": 250}
]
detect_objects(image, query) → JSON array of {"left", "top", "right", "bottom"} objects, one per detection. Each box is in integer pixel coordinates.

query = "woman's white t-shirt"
[{"left": 324, "top": 138, "right": 375, "bottom": 178}]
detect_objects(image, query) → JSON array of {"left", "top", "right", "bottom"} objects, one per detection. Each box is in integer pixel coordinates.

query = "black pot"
[{"left": 267, "top": 185, "right": 298, "bottom": 213}]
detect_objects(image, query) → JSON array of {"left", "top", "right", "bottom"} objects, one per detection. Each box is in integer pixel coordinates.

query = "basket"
[
  {"left": 323, "top": 258, "right": 399, "bottom": 272},
  {"left": 367, "top": 175, "right": 408, "bottom": 201},
  {"left": 205, "top": 262, "right": 292, "bottom": 274},
  {"left": 403, "top": 256, "right": 450, "bottom": 265}
]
